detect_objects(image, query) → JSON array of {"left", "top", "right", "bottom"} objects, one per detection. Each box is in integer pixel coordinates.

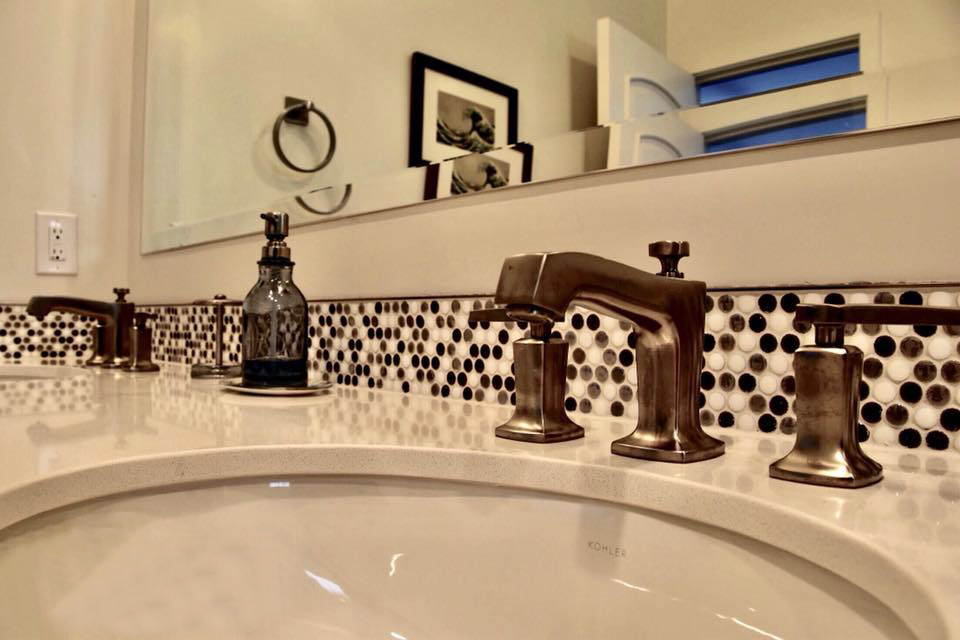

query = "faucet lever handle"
[
  {"left": 192, "top": 294, "right": 241, "bottom": 306},
  {"left": 133, "top": 311, "right": 157, "bottom": 327},
  {"left": 470, "top": 306, "right": 557, "bottom": 339},
  {"left": 648, "top": 241, "right": 689, "bottom": 278},
  {"left": 796, "top": 303, "right": 960, "bottom": 347},
  {"left": 468, "top": 308, "right": 513, "bottom": 324}
]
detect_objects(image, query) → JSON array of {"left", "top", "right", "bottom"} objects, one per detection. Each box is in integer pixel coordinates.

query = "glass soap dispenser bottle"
[{"left": 242, "top": 212, "right": 308, "bottom": 387}]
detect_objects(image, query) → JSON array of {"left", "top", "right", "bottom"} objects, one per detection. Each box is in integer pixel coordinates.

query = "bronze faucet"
[
  {"left": 472, "top": 245, "right": 724, "bottom": 463},
  {"left": 26, "top": 288, "right": 135, "bottom": 368}
]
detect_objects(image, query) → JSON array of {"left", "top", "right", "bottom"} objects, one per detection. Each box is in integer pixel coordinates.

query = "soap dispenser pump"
[{"left": 241, "top": 212, "right": 308, "bottom": 387}]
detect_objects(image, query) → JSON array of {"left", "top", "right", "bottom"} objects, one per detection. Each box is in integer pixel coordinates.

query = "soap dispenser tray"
[{"left": 220, "top": 379, "right": 333, "bottom": 397}]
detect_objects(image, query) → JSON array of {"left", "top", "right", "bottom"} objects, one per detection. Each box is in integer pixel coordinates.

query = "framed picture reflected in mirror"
[{"left": 424, "top": 142, "right": 533, "bottom": 200}]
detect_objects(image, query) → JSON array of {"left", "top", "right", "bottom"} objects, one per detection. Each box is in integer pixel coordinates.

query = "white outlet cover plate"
[{"left": 36, "top": 211, "right": 78, "bottom": 275}]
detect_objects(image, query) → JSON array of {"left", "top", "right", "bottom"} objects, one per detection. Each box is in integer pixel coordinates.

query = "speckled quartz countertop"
[{"left": 1, "top": 364, "right": 958, "bottom": 638}]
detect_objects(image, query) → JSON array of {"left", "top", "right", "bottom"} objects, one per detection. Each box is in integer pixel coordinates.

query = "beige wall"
[
  {"left": 127, "top": 118, "right": 960, "bottom": 303},
  {"left": 0, "top": 0, "right": 135, "bottom": 302}
]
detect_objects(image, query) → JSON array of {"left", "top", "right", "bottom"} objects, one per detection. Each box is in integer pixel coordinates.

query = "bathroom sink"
[
  {"left": 0, "top": 365, "right": 85, "bottom": 382},
  {"left": 0, "top": 476, "right": 917, "bottom": 639}
]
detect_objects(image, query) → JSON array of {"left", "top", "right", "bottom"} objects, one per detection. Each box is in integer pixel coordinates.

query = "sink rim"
[{"left": 0, "top": 444, "right": 951, "bottom": 640}]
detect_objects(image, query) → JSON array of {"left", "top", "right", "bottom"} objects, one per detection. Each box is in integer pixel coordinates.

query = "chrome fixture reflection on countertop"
[
  {"left": 125, "top": 312, "right": 160, "bottom": 373},
  {"left": 26, "top": 288, "right": 135, "bottom": 368},
  {"left": 472, "top": 244, "right": 724, "bottom": 463},
  {"left": 191, "top": 294, "right": 242, "bottom": 379},
  {"left": 771, "top": 303, "right": 960, "bottom": 488}
]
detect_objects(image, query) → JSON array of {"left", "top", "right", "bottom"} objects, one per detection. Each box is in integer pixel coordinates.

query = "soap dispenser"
[{"left": 241, "top": 212, "right": 308, "bottom": 387}]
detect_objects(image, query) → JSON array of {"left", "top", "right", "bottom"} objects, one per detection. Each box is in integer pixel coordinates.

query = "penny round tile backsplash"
[
  {"left": 3, "top": 286, "right": 959, "bottom": 453},
  {"left": 0, "top": 306, "right": 93, "bottom": 366}
]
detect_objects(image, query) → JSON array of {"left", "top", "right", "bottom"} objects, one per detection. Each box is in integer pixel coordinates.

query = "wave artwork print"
[
  {"left": 450, "top": 154, "right": 509, "bottom": 194},
  {"left": 437, "top": 91, "right": 495, "bottom": 154}
]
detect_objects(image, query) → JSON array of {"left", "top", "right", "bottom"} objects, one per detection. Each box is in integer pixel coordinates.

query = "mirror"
[{"left": 140, "top": 0, "right": 960, "bottom": 253}]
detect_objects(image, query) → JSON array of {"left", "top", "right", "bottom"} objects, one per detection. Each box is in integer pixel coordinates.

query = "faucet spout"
[
  {"left": 26, "top": 296, "right": 118, "bottom": 322},
  {"left": 493, "top": 252, "right": 723, "bottom": 463},
  {"left": 26, "top": 294, "right": 135, "bottom": 368}
]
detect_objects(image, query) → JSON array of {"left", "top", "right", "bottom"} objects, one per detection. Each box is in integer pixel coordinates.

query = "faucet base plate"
[
  {"left": 124, "top": 362, "right": 161, "bottom": 373},
  {"left": 495, "top": 423, "right": 584, "bottom": 444},
  {"left": 769, "top": 453, "right": 883, "bottom": 489},
  {"left": 100, "top": 357, "right": 131, "bottom": 370},
  {"left": 191, "top": 363, "right": 242, "bottom": 379},
  {"left": 611, "top": 434, "right": 725, "bottom": 463},
  {"left": 769, "top": 464, "right": 883, "bottom": 489}
]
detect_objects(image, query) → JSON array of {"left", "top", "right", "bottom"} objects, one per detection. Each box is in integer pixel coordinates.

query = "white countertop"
[{"left": 1, "top": 364, "right": 958, "bottom": 638}]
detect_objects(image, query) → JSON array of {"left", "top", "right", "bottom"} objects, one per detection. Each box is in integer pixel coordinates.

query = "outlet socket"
[{"left": 36, "top": 211, "right": 78, "bottom": 275}]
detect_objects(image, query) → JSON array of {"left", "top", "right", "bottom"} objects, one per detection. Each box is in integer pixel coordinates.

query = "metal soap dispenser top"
[{"left": 241, "top": 212, "right": 308, "bottom": 387}]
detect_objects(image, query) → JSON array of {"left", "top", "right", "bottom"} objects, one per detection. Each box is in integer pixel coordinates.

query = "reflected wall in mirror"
[{"left": 141, "top": 0, "right": 960, "bottom": 253}]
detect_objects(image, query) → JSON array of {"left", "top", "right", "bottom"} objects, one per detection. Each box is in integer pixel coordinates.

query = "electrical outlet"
[{"left": 36, "top": 211, "right": 78, "bottom": 275}]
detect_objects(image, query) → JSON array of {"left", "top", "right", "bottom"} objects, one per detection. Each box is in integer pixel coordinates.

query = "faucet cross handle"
[
  {"left": 113, "top": 287, "right": 130, "bottom": 302},
  {"left": 648, "top": 241, "right": 689, "bottom": 278}
]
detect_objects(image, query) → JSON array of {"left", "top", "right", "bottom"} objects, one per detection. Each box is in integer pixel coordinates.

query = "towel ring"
[
  {"left": 295, "top": 183, "right": 353, "bottom": 215},
  {"left": 272, "top": 99, "right": 337, "bottom": 173}
]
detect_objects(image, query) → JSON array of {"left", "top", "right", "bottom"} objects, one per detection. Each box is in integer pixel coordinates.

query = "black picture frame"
[{"left": 409, "top": 52, "right": 519, "bottom": 167}]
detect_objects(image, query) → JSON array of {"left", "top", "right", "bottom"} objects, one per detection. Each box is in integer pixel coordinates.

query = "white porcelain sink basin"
[
  {"left": 0, "top": 476, "right": 915, "bottom": 639},
  {"left": 0, "top": 365, "right": 84, "bottom": 382}
]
